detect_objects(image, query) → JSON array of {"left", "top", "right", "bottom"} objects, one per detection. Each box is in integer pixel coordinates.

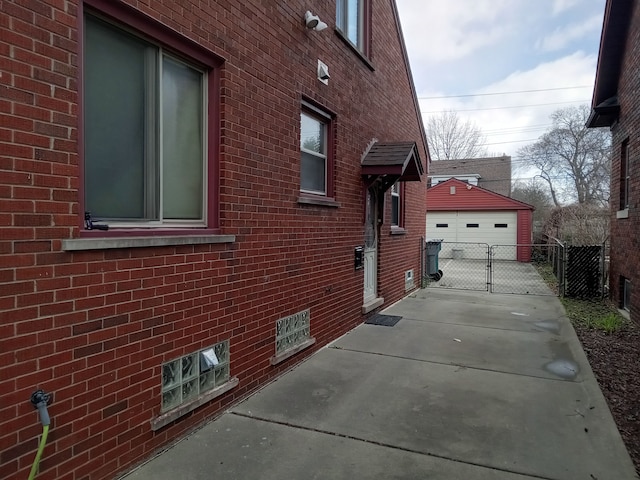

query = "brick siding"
[
  {"left": 607, "top": 1, "right": 640, "bottom": 322},
  {"left": 0, "top": 1, "right": 428, "bottom": 479}
]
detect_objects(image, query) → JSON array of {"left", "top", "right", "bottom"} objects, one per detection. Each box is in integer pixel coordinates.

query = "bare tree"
[
  {"left": 543, "top": 204, "right": 609, "bottom": 245},
  {"left": 426, "top": 110, "right": 488, "bottom": 160},
  {"left": 511, "top": 178, "right": 553, "bottom": 240},
  {"left": 517, "top": 105, "right": 611, "bottom": 207}
]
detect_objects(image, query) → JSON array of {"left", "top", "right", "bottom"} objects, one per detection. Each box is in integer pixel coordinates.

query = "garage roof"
[{"left": 426, "top": 178, "right": 534, "bottom": 211}]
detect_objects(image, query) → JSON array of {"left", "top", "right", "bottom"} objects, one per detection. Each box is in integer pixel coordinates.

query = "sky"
[{"left": 395, "top": 0, "right": 606, "bottom": 177}]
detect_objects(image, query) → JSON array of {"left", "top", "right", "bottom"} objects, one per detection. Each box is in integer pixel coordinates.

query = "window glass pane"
[
  {"left": 624, "top": 279, "right": 631, "bottom": 311},
  {"left": 336, "top": 0, "right": 345, "bottom": 31},
  {"left": 85, "top": 16, "right": 151, "bottom": 219},
  {"left": 391, "top": 194, "right": 399, "bottom": 226},
  {"left": 301, "top": 151, "right": 326, "bottom": 193},
  {"left": 162, "top": 57, "right": 204, "bottom": 220},
  {"left": 300, "top": 113, "right": 325, "bottom": 154},
  {"left": 347, "top": 0, "right": 360, "bottom": 46}
]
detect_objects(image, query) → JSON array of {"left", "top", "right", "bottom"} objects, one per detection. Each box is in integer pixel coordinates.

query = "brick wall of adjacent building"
[
  {"left": 0, "top": 1, "right": 428, "bottom": 479},
  {"left": 607, "top": 0, "right": 640, "bottom": 322}
]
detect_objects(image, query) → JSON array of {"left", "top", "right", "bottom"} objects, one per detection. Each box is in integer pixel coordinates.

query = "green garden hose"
[
  {"left": 27, "top": 424, "right": 49, "bottom": 480},
  {"left": 28, "top": 389, "right": 51, "bottom": 480}
]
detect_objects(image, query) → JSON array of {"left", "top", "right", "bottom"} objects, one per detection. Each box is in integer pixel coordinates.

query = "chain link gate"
[{"left": 423, "top": 242, "right": 563, "bottom": 296}]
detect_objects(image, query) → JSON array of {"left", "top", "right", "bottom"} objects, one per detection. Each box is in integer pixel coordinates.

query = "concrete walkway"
[{"left": 123, "top": 288, "right": 637, "bottom": 480}]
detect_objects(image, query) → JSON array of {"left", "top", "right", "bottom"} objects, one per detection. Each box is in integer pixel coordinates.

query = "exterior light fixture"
[{"left": 305, "top": 11, "right": 328, "bottom": 31}]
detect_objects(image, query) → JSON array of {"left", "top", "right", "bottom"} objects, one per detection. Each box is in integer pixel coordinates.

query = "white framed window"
[
  {"left": 84, "top": 14, "right": 207, "bottom": 226},
  {"left": 621, "top": 139, "right": 630, "bottom": 211},
  {"left": 336, "top": 0, "right": 370, "bottom": 54},
  {"left": 391, "top": 182, "right": 400, "bottom": 227},
  {"left": 300, "top": 107, "right": 330, "bottom": 195},
  {"left": 161, "top": 341, "right": 230, "bottom": 412}
]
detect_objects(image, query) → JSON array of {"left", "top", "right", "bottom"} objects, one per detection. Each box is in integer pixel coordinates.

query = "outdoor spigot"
[{"left": 30, "top": 389, "right": 51, "bottom": 427}]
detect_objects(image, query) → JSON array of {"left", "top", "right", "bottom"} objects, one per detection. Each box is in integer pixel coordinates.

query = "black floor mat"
[{"left": 364, "top": 314, "right": 402, "bottom": 327}]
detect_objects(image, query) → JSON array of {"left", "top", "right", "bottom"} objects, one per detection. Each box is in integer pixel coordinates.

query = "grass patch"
[
  {"left": 534, "top": 262, "right": 626, "bottom": 335},
  {"left": 561, "top": 297, "right": 625, "bottom": 334}
]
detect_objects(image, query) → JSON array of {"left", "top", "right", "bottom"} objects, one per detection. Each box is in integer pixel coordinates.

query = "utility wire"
[
  {"left": 418, "top": 85, "right": 591, "bottom": 100},
  {"left": 421, "top": 100, "right": 584, "bottom": 114}
]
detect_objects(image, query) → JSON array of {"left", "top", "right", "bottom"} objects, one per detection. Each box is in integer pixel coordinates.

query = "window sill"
[
  {"left": 616, "top": 208, "right": 629, "bottom": 219},
  {"left": 270, "top": 337, "right": 316, "bottom": 365},
  {"left": 151, "top": 377, "right": 239, "bottom": 431},
  {"left": 334, "top": 29, "right": 375, "bottom": 71},
  {"left": 297, "top": 196, "right": 341, "bottom": 208},
  {"left": 62, "top": 233, "right": 236, "bottom": 251},
  {"left": 390, "top": 227, "right": 406, "bottom": 235}
]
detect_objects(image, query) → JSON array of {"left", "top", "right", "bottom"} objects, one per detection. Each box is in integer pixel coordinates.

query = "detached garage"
[{"left": 426, "top": 179, "right": 534, "bottom": 262}]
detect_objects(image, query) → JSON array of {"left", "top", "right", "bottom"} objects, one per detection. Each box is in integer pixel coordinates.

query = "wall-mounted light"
[{"left": 305, "top": 11, "right": 328, "bottom": 31}]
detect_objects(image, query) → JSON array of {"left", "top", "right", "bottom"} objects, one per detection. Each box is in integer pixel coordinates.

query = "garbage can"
[{"left": 425, "top": 239, "right": 444, "bottom": 281}]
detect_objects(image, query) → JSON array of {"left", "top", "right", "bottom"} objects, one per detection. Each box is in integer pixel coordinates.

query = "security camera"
[
  {"left": 305, "top": 11, "right": 327, "bottom": 31},
  {"left": 305, "top": 11, "right": 320, "bottom": 28}
]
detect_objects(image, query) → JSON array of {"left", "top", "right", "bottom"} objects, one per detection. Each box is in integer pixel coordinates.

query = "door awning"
[{"left": 361, "top": 141, "right": 424, "bottom": 191}]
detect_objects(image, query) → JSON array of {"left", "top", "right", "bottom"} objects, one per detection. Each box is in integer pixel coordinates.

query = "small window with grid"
[{"left": 161, "top": 341, "right": 230, "bottom": 412}]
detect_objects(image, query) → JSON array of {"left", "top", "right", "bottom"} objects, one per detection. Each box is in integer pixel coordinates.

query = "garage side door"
[{"left": 457, "top": 211, "right": 517, "bottom": 260}]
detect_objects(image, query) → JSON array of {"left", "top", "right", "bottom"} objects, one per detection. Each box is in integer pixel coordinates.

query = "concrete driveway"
[{"left": 123, "top": 288, "right": 637, "bottom": 480}]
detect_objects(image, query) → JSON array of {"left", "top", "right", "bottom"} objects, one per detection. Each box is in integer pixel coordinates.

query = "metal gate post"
[{"left": 487, "top": 245, "right": 492, "bottom": 292}]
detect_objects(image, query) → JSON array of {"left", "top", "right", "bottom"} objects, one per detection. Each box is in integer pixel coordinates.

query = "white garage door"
[{"left": 426, "top": 211, "right": 517, "bottom": 260}]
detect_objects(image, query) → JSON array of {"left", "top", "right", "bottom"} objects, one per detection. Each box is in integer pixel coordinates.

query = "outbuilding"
[{"left": 426, "top": 178, "right": 534, "bottom": 261}]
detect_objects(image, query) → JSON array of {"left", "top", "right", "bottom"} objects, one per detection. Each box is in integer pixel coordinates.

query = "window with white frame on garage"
[{"left": 84, "top": 13, "right": 210, "bottom": 227}]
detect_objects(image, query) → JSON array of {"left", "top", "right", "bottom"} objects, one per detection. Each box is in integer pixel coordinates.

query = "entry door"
[{"left": 363, "top": 188, "right": 378, "bottom": 304}]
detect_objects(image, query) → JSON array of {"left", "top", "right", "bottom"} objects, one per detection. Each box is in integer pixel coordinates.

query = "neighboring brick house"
[
  {"left": 0, "top": 1, "right": 428, "bottom": 479},
  {"left": 587, "top": 0, "right": 637, "bottom": 321},
  {"left": 428, "top": 155, "right": 512, "bottom": 197}
]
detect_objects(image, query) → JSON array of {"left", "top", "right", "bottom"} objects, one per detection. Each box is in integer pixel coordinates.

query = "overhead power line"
[
  {"left": 418, "top": 85, "right": 591, "bottom": 100},
  {"left": 421, "top": 99, "right": 584, "bottom": 114}
]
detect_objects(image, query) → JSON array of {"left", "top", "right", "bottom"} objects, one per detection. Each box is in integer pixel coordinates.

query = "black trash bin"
[{"left": 425, "top": 239, "right": 444, "bottom": 281}]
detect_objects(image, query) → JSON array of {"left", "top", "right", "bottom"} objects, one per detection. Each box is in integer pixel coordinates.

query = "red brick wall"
[
  {"left": 0, "top": 1, "right": 428, "bottom": 479},
  {"left": 607, "top": 0, "right": 640, "bottom": 322}
]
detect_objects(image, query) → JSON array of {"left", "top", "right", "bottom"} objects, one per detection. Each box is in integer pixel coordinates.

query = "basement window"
[
  {"left": 622, "top": 277, "right": 631, "bottom": 312},
  {"left": 271, "top": 309, "right": 316, "bottom": 365},
  {"left": 161, "top": 341, "right": 231, "bottom": 412}
]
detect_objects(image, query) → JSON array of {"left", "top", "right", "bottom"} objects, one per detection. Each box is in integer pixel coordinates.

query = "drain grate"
[{"left": 364, "top": 314, "right": 402, "bottom": 327}]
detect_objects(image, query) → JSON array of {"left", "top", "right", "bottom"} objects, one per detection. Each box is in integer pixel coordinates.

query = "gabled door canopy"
[{"left": 361, "top": 141, "right": 424, "bottom": 192}]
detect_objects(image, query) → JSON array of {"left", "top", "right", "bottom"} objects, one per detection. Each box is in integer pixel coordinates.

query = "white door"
[
  {"left": 426, "top": 211, "right": 517, "bottom": 260},
  {"left": 363, "top": 188, "right": 378, "bottom": 303}
]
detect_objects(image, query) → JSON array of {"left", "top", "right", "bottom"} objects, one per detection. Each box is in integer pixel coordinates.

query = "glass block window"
[
  {"left": 161, "top": 341, "right": 230, "bottom": 412},
  {"left": 276, "top": 309, "right": 311, "bottom": 355}
]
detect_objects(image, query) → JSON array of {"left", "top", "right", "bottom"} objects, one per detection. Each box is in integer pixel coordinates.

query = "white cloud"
[
  {"left": 552, "top": 0, "right": 581, "bottom": 16},
  {"left": 396, "top": 0, "right": 513, "bottom": 63},
  {"left": 536, "top": 14, "right": 603, "bottom": 51}
]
